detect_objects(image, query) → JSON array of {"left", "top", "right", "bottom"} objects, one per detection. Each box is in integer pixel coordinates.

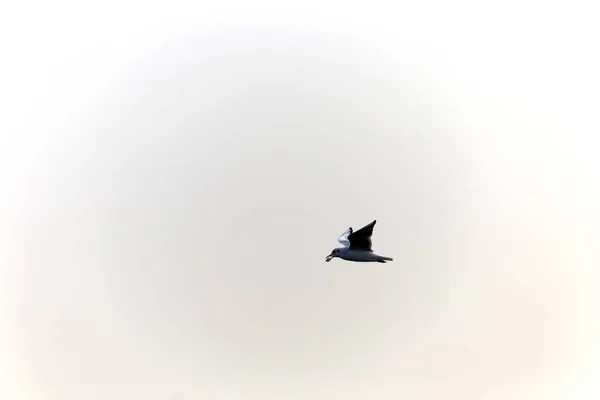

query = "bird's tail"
[{"left": 378, "top": 256, "right": 394, "bottom": 263}]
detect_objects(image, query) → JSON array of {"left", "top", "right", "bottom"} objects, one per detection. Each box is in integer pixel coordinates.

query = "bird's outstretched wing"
[
  {"left": 348, "top": 220, "right": 376, "bottom": 251},
  {"left": 337, "top": 227, "right": 353, "bottom": 248}
]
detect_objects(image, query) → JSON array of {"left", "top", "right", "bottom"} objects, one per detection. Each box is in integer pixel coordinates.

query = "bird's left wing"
[{"left": 348, "top": 220, "right": 376, "bottom": 251}]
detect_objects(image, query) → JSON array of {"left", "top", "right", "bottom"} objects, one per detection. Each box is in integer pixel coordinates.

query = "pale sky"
[{"left": 1, "top": 1, "right": 599, "bottom": 399}]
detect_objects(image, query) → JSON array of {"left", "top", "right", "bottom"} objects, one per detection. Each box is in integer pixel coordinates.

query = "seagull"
[{"left": 325, "top": 220, "right": 393, "bottom": 263}]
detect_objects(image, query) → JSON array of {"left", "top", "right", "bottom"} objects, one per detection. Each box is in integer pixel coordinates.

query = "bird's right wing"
[{"left": 337, "top": 227, "right": 353, "bottom": 248}]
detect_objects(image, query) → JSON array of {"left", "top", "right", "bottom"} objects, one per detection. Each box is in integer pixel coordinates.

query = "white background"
[{"left": 1, "top": 1, "right": 599, "bottom": 399}]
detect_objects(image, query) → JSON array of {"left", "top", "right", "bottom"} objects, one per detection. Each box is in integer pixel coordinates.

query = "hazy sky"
[{"left": 1, "top": 1, "right": 599, "bottom": 399}]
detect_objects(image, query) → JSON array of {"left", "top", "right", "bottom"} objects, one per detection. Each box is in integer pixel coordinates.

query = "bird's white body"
[{"left": 334, "top": 248, "right": 393, "bottom": 263}]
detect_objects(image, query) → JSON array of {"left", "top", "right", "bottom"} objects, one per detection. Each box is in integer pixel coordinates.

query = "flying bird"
[{"left": 325, "top": 220, "right": 393, "bottom": 263}]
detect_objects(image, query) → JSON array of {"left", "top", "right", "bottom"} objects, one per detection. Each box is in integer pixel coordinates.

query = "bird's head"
[{"left": 325, "top": 248, "right": 343, "bottom": 262}]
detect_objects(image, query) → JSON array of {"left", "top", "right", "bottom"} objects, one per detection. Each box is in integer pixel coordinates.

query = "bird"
[{"left": 325, "top": 220, "right": 393, "bottom": 263}]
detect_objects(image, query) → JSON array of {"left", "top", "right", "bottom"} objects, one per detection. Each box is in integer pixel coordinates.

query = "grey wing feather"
[{"left": 337, "top": 227, "right": 353, "bottom": 247}]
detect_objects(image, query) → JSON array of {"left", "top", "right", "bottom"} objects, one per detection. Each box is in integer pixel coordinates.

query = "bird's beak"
[{"left": 325, "top": 254, "right": 333, "bottom": 262}]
